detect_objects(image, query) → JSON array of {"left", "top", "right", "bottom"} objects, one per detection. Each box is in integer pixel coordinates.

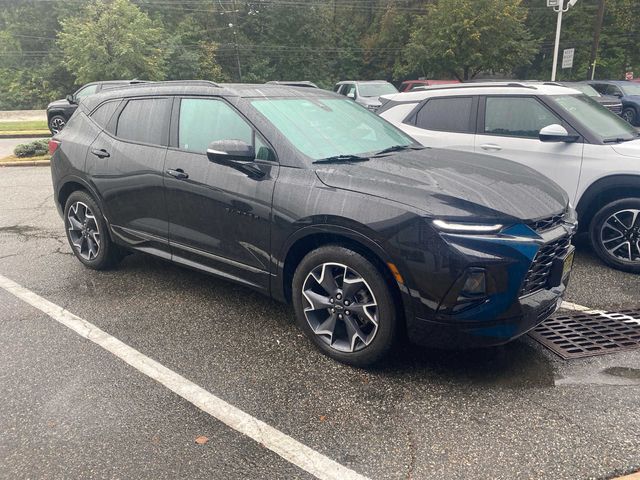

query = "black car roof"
[{"left": 81, "top": 81, "right": 336, "bottom": 112}]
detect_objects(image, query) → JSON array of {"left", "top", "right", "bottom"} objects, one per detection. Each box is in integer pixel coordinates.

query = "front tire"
[
  {"left": 49, "top": 114, "right": 66, "bottom": 134},
  {"left": 621, "top": 107, "right": 637, "bottom": 126},
  {"left": 64, "top": 191, "right": 123, "bottom": 270},
  {"left": 589, "top": 198, "right": 640, "bottom": 273},
  {"left": 292, "top": 245, "right": 398, "bottom": 367}
]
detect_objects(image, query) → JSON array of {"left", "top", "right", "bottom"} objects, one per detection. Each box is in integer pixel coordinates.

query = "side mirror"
[
  {"left": 206, "top": 140, "right": 255, "bottom": 163},
  {"left": 539, "top": 124, "right": 578, "bottom": 143},
  {"left": 66, "top": 94, "right": 77, "bottom": 105}
]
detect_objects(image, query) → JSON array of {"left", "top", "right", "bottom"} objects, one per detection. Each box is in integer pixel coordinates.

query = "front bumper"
[
  {"left": 402, "top": 220, "right": 576, "bottom": 348},
  {"left": 408, "top": 284, "right": 566, "bottom": 348}
]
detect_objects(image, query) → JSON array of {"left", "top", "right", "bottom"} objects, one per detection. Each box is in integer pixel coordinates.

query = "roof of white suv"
[{"left": 382, "top": 82, "right": 582, "bottom": 102}]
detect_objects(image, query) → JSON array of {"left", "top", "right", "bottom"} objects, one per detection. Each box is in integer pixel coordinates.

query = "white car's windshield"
[
  {"left": 250, "top": 97, "right": 413, "bottom": 160},
  {"left": 621, "top": 83, "right": 640, "bottom": 96},
  {"left": 552, "top": 94, "right": 638, "bottom": 142},
  {"left": 358, "top": 83, "right": 398, "bottom": 97}
]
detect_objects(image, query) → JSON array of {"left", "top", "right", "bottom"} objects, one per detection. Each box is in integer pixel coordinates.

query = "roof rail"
[
  {"left": 152, "top": 80, "right": 222, "bottom": 88},
  {"left": 409, "top": 82, "right": 538, "bottom": 92}
]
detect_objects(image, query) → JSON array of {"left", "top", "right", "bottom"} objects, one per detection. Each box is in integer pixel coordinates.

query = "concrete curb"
[
  {"left": 614, "top": 471, "right": 640, "bottom": 479},
  {"left": 0, "top": 160, "right": 50, "bottom": 167},
  {"left": 0, "top": 133, "right": 50, "bottom": 139}
]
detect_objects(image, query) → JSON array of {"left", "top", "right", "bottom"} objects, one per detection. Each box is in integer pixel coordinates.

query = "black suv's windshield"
[
  {"left": 250, "top": 97, "right": 413, "bottom": 160},
  {"left": 621, "top": 83, "right": 640, "bottom": 96},
  {"left": 565, "top": 83, "right": 600, "bottom": 97},
  {"left": 552, "top": 94, "right": 638, "bottom": 142}
]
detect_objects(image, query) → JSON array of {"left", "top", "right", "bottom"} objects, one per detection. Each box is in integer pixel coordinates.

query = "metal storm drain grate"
[{"left": 530, "top": 310, "right": 640, "bottom": 359}]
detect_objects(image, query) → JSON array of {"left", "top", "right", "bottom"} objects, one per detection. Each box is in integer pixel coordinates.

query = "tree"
[
  {"left": 57, "top": 0, "right": 169, "bottom": 83},
  {"left": 403, "top": 0, "right": 538, "bottom": 81}
]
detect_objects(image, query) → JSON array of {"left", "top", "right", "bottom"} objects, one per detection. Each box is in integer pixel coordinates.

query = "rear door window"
[
  {"left": 115, "top": 98, "right": 170, "bottom": 145},
  {"left": 91, "top": 100, "right": 120, "bottom": 131},
  {"left": 415, "top": 97, "right": 474, "bottom": 133},
  {"left": 483, "top": 96, "right": 561, "bottom": 138}
]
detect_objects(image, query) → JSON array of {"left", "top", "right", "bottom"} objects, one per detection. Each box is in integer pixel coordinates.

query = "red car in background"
[{"left": 399, "top": 79, "right": 460, "bottom": 92}]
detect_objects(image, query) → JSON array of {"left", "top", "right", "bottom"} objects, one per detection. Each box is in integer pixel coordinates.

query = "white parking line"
[
  {"left": 560, "top": 301, "right": 594, "bottom": 312},
  {"left": 0, "top": 273, "right": 369, "bottom": 480}
]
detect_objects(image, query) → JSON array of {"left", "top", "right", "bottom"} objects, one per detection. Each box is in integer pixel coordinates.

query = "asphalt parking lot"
[{"left": 1, "top": 167, "right": 639, "bottom": 480}]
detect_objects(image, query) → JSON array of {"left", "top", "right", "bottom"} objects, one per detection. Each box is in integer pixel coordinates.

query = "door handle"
[
  {"left": 480, "top": 143, "right": 502, "bottom": 151},
  {"left": 166, "top": 168, "right": 189, "bottom": 180},
  {"left": 91, "top": 148, "right": 110, "bottom": 158}
]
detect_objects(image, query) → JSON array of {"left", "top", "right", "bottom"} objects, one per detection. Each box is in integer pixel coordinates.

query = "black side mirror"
[
  {"left": 206, "top": 140, "right": 255, "bottom": 163},
  {"left": 66, "top": 94, "right": 77, "bottom": 104},
  {"left": 206, "top": 140, "right": 266, "bottom": 179},
  {"left": 613, "top": 91, "right": 623, "bottom": 98}
]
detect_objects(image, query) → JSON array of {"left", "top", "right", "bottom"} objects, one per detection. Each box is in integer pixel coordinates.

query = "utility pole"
[
  {"left": 588, "top": 0, "right": 605, "bottom": 80},
  {"left": 229, "top": 0, "right": 242, "bottom": 82}
]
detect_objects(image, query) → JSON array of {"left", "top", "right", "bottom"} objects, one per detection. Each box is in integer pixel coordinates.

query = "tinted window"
[
  {"left": 91, "top": 100, "right": 120, "bottom": 129},
  {"left": 604, "top": 84, "right": 622, "bottom": 96},
  {"left": 416, "top": 97, "right": 473, "bottom": 133},
  {"left": 484, "top": 97, "right": 560, "bottom": 138},
  {"left": 179, "top": 98, "right": 253, "bottom": 154},
  {"left": 116, "top": 98, "right": 169, "bottom": 145}
]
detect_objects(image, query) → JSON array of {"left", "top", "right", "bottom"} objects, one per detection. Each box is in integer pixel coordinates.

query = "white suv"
[{"left": 378, "top": 82, "right": 640, "bottom": 272}]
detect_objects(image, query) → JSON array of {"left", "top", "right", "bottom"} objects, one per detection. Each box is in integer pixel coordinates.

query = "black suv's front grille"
[
  {"left": 528, "top": 213, "right": 565, "bottom": 233},
  {"left": 520, "top": 235, "right": 572, "bottom": 296}
]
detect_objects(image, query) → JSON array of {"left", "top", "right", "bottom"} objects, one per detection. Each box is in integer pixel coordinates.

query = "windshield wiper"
[
  {"left": 372, "top": 145, "right": 425, "bottom": 156},
  {"left": 312, "top": 154, "right": 369, "bottom": 164},
  {"left": 603, "top": 137, "right": 634, "bottom": 143}
]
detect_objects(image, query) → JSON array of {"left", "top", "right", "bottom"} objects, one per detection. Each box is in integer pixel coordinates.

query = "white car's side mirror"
[{"left": 539, "top": 124, "right": 579, "bottom": 143}]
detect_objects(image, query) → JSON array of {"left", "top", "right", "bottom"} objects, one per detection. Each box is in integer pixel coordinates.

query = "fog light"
[{"left": 461, "top": 269, "right": 486, "bottom": 297}]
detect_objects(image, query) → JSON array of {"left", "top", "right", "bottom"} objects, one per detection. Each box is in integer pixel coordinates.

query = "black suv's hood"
[
  {"left": 47, "top": 98, "right": 71, "bottom": 109},
  {"left": 315, "top": 148, "right": 567, "bottom": 222}
]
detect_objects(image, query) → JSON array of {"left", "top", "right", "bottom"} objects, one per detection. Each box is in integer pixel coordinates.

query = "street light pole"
[
  {"left": 549, "top": 0, "right": 578, "bottom": 81},
  {"left": 551, "top": 0, "right": 565, "bottom": 81}
]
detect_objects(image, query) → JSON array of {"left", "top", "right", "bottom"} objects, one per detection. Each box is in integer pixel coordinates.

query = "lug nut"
[
  {"left": 330, "top": 298, "right": 334, "bottom": 303},
  {"left": 345, "top": 310, "right": 350, "bottom": 316},
  {"left": 344, "top": 300, "right": 350, "bottom": 306},
  {"left": 338, "top": 314, "right": 343, "bottom": 319},
  {"left": 336, "top": 293, "right": 342, "bottom": 300}
]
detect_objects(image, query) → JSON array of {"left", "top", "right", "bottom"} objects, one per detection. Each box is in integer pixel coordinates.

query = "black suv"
[
  {"left": 46, "top": 80, "right": 147, "bottom": 134},
  {"left": 49, "top": 81, "right": 576, "bottom": 366}
]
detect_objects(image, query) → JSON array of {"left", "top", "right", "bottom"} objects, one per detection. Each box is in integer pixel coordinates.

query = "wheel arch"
[
  {"left": 576, "top": 175, "right": 640, "bottom": 231},
  {"left": 47, "top": 109, "right": 66, "bottom": 122},
  {"left": 278, "top": 226, "right": 410, "bottom": 334}
]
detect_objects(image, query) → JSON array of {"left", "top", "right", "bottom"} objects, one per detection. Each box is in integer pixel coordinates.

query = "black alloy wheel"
[
  {"left": 64, "top": 191, "right": 124, "bottom": 270},
  {"left": 292, "top": 245, "right": 397, "bottom": 367},
  {"left": 590, "top": 198, "right": 640, "bottom": 273},
  {"left": 49, "top": 115, "right": 66, "bottom": 134}
]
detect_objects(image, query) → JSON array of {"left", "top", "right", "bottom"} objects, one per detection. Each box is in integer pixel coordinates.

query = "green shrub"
[{"left": 13, "top": 139, "right": 49, "bottom": 158}]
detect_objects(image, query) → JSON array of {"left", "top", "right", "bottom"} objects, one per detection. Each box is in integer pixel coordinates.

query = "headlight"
[{"left": 432, "top": 219, "right": 503, "bottom": 234}]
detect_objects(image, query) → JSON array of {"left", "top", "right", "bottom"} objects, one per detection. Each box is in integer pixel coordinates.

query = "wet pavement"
[{"left": 0, "top": 167, "right": 639, "bottom": 479}]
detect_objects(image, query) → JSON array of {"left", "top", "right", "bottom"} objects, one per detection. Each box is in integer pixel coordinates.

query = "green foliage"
[
  {"left": 0, "top": 0, "right": 638, "bottom": 110},
  {"left": 14, "top": 139, "right": 49, "bottom": 158},
  {"left": 58, "top": 0, "right": 169, "bottom": 83},
  {"left": 403, "top": 0, "right": 537, "bottom": 81}
]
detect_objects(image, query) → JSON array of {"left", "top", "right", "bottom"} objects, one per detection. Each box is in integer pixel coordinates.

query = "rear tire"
[
  {"left": 64, "top": 191, "right": 124, "bottom": 270},
  {"left": 292, "top": 245, "right": 398, "bottom": 367},
  {"left": 589, "top": 198, "right": 640, "bottom": 273}
]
